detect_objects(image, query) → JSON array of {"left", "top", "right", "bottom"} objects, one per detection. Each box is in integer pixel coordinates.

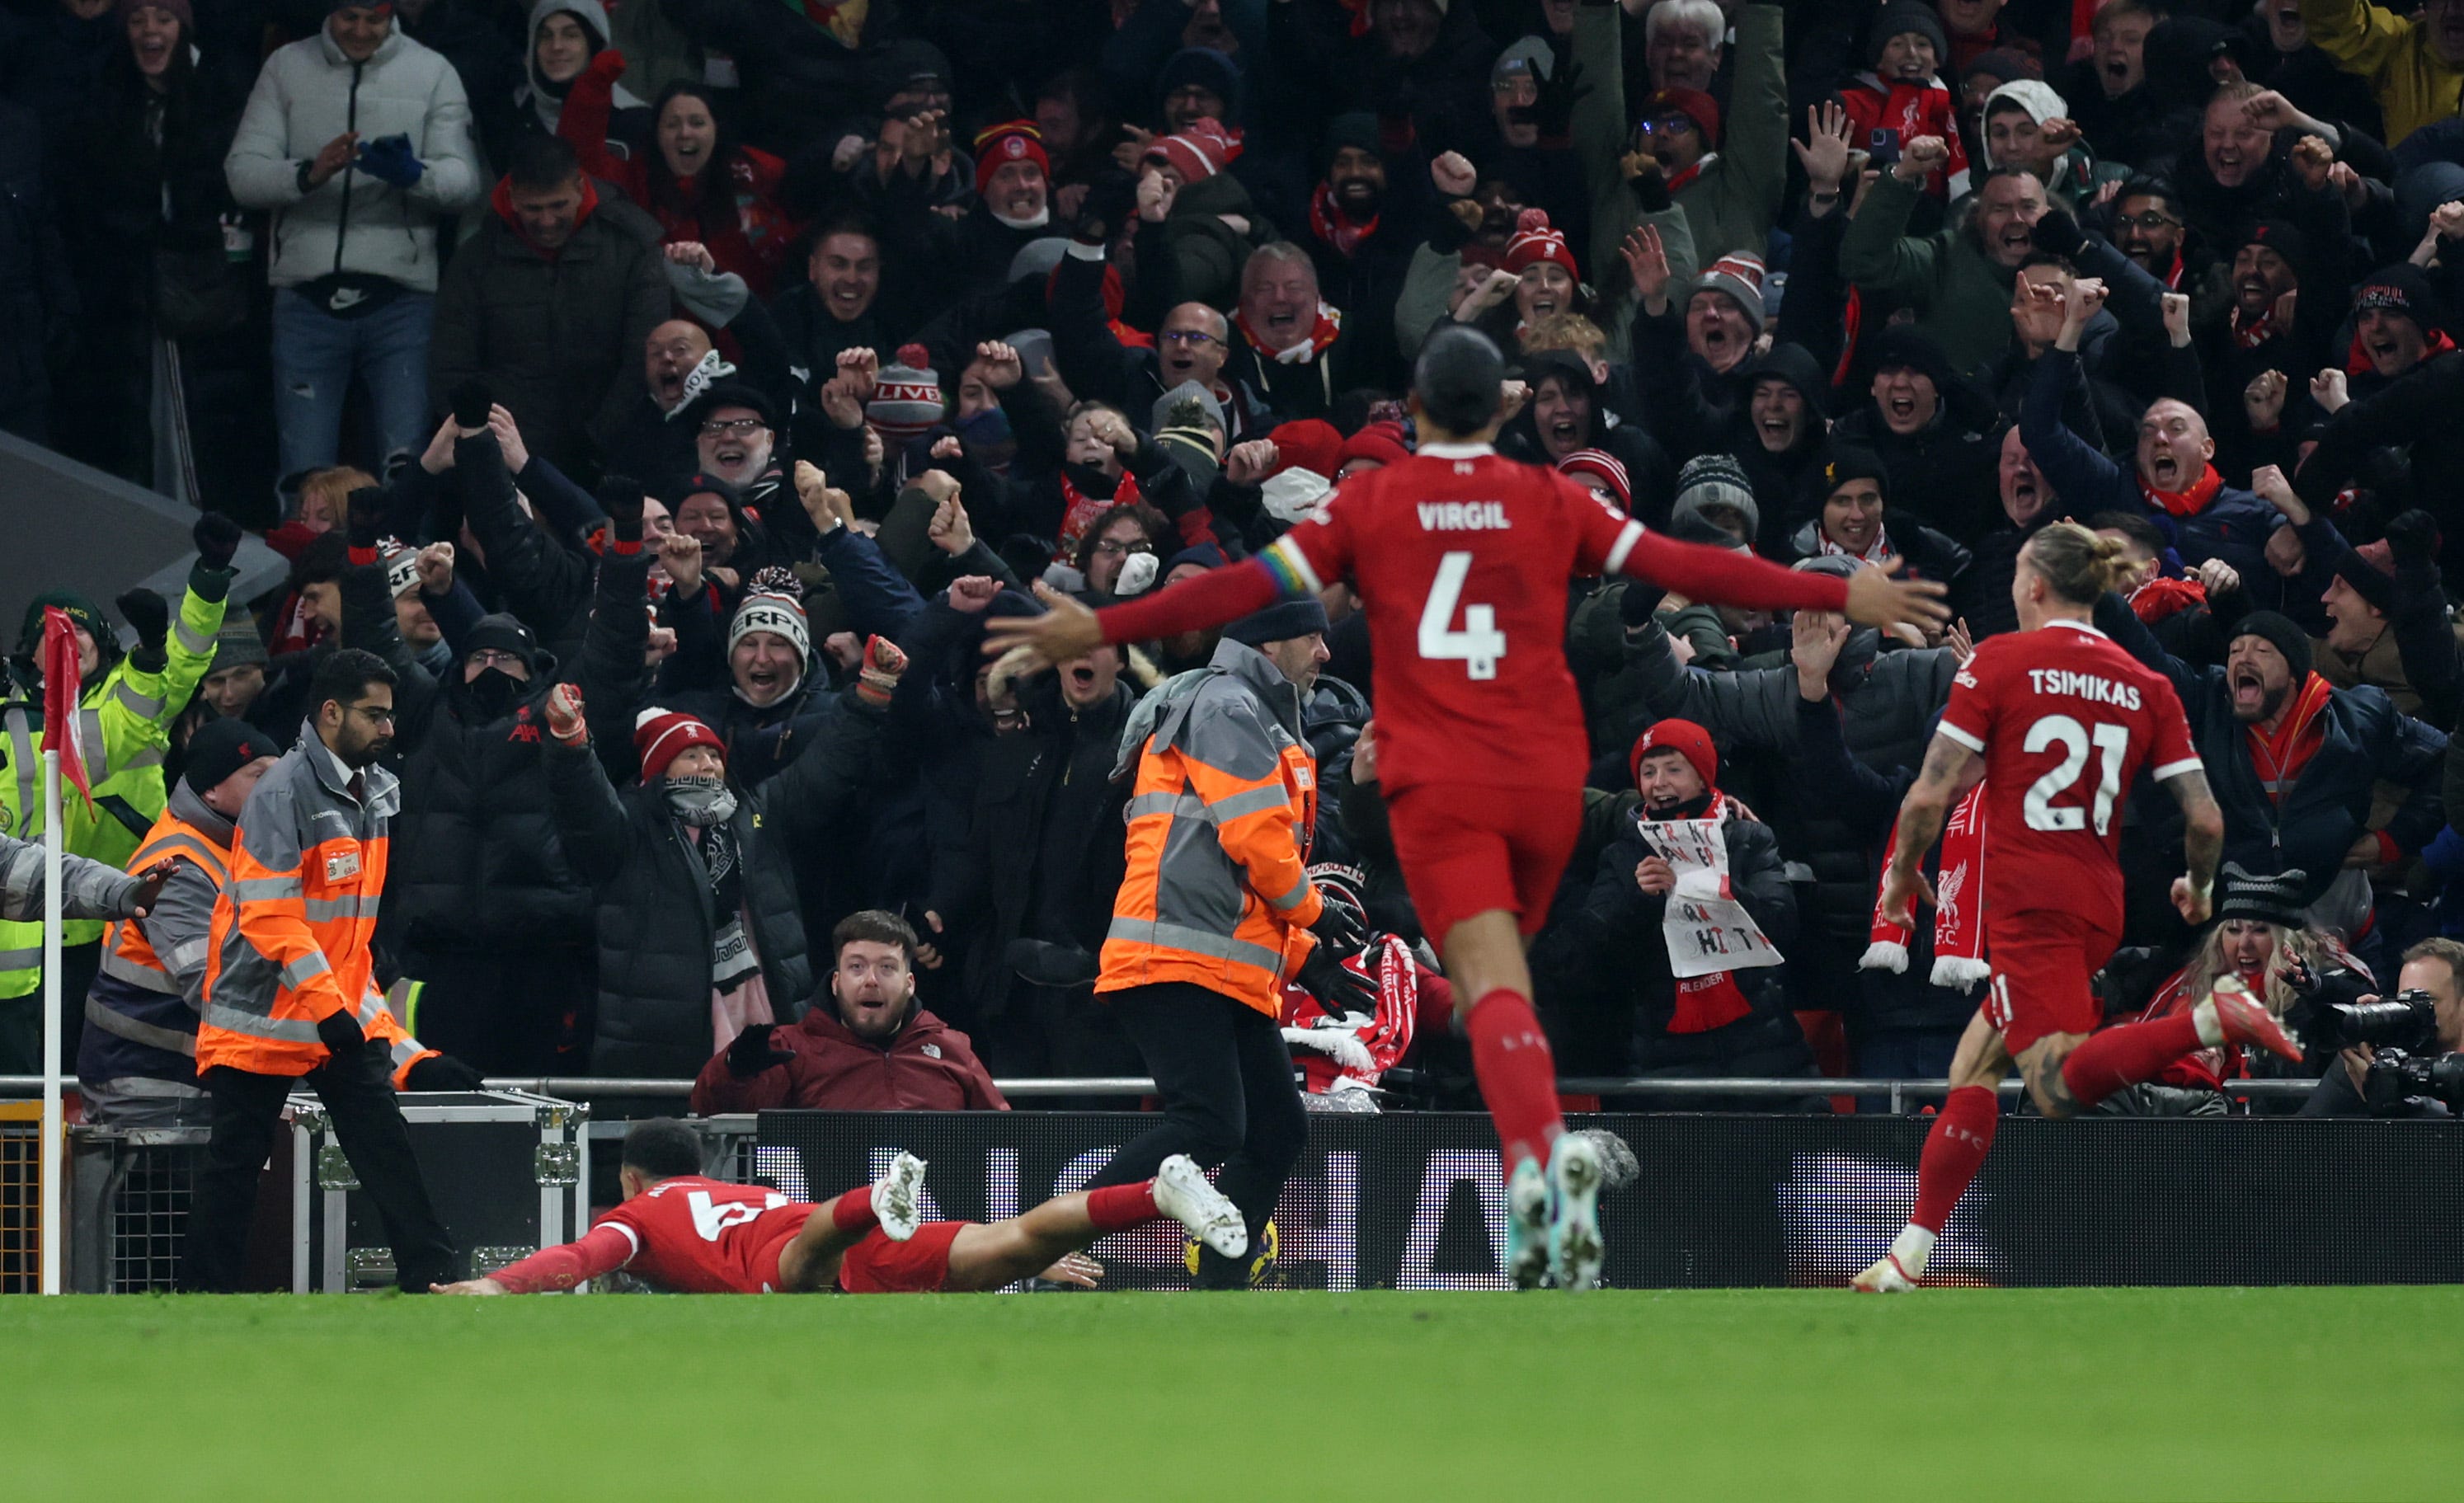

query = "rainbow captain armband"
[{"left": 1263, "top": 537, "right": 1321, "bottom": 598}]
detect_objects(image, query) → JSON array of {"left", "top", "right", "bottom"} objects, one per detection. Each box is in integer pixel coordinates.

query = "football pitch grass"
[{"left": 7, "top": 1285, "right": 2457, "bottom": 1500}]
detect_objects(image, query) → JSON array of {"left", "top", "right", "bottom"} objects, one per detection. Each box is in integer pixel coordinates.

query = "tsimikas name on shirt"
[
  {"left": 2025, "top": 668, "right": 2143, "bottom": 710},
  {"left": 1417, "top": 500, "right": 1512, "bottom": 531}
]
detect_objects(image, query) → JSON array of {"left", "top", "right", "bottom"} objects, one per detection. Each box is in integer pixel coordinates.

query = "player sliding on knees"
[
  {"left": 1855, "top": 523, "right": 2301, "bottom": 1294},
  {"left": 433, "top": 1119, "right": 1247, "bottom": 1295},
  {"left": 984, "top": 326, "right": 1951, "bottom": 1291}
]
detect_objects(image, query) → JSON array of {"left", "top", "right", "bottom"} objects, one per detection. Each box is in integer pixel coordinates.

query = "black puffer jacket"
[
  {"left": 428, "top": 191, "right": 670, "bottom": 482},
  {"left": 2095, "top": 594, "right": 2447, "bottom": 908},
  {"left": 926, "top": 672, "right": 1135, "bottom": 1023},
  {"left": 332, "top": 549, "right": 590, "bottom": 960},
  {"left": 543, "top": 698, "right": 885, "bottom": 1078},
  {"left": 1625, "top": 618, "right": 1957, "bottom": 951}
]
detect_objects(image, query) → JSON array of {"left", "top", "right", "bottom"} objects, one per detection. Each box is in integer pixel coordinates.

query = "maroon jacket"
[{"left": 689, "top": 1004, "right": 1009, "bottom": 1114}]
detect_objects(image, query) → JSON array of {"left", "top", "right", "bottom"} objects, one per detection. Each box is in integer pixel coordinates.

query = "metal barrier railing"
[{"left": 0, "top": 1073, "right": 2325, "bottom": 1111}]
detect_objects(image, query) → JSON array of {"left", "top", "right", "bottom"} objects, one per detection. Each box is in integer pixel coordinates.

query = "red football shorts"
[
  {"left": 1384, "top": 782, "right": 1584, "bottom": 946},
  {"left": 835, "top": 1220, "right": 966, "bottom": 1294},
  {"left": 1982, "top": 909, "right": 2123, "bottom": 1056}
]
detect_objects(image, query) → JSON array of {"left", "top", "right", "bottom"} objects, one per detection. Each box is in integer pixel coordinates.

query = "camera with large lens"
[
  {"left": 2362, "top": 1049, "right": 2464, "bottom": 1112},
  {"left": 2292, "top": 986, "right": 2441, "bottom": 1052}
]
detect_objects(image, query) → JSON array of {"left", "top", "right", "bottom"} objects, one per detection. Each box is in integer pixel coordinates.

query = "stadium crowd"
[{"left": 12, "top": 0, "right": 2464, "bottom": 1128}]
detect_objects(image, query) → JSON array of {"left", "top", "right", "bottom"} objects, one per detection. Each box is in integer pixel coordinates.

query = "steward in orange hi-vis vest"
[
  {"left": 1099, "top": 638, "right": 1324, "bottom": 1015},
  {"left": 182, "top": 653, "right": 459, "bottom": 1294},
  {"left": 1084, "top": 609, "right": 1375, "bottom": 1289},
  {"left": 199, "top": 722, "right": 429, "bottom": 1079}
]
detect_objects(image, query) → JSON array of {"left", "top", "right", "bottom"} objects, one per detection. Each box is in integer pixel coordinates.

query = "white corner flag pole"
[{"left": 40, "top": 749, "right": 63, "bottom": 1296}]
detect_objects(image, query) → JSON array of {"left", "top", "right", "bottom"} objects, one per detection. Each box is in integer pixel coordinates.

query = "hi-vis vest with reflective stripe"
[
  {"left": 1098, "top": 641, "right": 1324, "bottom": 1017},
  {"left": 198, "top": 730, "right": 426, "bottom": 1081},
  {"left": 0, "top": 582, "right": 224, "bottom": 995},
  {"left": 86, "top": 810, "right": 233, "bottom": 1066}
]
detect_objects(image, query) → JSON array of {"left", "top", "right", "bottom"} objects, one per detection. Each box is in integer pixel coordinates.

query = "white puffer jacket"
[{"left": 224, "top": 23, "right": 482, "bottom": 293}]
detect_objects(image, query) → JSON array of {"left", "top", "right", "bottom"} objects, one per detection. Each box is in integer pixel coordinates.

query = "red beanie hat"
[
  {"left": 1266, "top": 418, "right": 1343, "bottom": 480},
  {"left": 1557, "top": 448, "right": 1632, "bottom": 512},
  {"left": 1145, "top": 116, "right": 1244, "bottom": 182},
  {"left": 972, "top": 120, "right": 1050, "bottom": 179},
  {"left": 635, "top": 706, "right": 724, "bottom": 781},
  {"left": 1630, "top": 717, "right": 1718, "bottom": 791},
  {"left": 1338, "top": 420, "right": 1411, "bottom": 472},
  {"left": 1503, "top": 208, "right": 1578, "bottom": 279},
  {"left": 1642, "top": 86, "right": 1721, "bottom": 146}
]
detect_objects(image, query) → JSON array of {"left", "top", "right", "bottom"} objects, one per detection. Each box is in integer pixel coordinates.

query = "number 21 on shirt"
[
  {"left": 1418, "top": 552, "right": 1507, "bottom": 679},
  {"left": 2023, "top": 713, "right": 2130, "bottom": 835}
]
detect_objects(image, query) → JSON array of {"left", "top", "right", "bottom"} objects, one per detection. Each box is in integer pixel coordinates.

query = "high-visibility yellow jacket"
[
  {"left": 0, "top": 574, "right": 227, "bottom": 995},
  {"left": 1099, "top": 641, "right": 1323, "bottom": 1017},
  {"left": 2301, "top": 0, "right": 2464, "bottom": 145}
]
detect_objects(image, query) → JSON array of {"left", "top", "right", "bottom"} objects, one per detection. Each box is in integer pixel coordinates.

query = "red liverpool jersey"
[
  {"left": 1264, "top": 443, "right": 1648, "bottom": 792},
  {"left": 596, "top": 1176, "right": 816, "bottom": 1294},
  {"left": 1935, "top": 619, "right": 2202, "bottom": 933}
]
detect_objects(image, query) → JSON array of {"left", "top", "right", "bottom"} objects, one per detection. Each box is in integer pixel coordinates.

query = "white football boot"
[
  {"left": 873, "top": 1150, "right": 928, "bottom": 1242},
  {"left": 1156, "top": 1154, "right": 1248, "bottom": 1260},
  {"left": 1546, "top": 1133, "right": 1606, "bottom": 1292}
]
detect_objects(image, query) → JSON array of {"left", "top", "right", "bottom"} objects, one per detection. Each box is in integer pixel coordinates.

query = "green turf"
[{"left": 5, "top": 1287, "right": 2455, "bottom": 1500}]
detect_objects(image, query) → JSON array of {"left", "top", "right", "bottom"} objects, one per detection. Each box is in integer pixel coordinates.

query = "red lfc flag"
[{"left": 40, "top": 606, "right": 94, "bottom": 810}]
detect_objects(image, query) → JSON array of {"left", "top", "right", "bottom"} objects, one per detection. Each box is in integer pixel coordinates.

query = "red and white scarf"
[
  {"left": 1664, "top": 150, "right": 1719, "bottom": 195},
  {"left": 1308, "top": 181, "right": 1380, "bottom": 260},
  {"left": 1279, "top": 936, "right": 1453, "bottom": 1095},
  {"left": 1817, "top": 526, "right": 1897, "bottom": 566},
  {"left": 1862, "top": 781, "right": 1990, "bottom": 990},
  {"left": 1235, "top": 301, "right": 1343, "bottom": 364},
  {"left": 2128, "top": 574, "right": 2208, "bottom": 623},
  {"left": 2230, "top": 303, "right": 2283, "bottom": 350}
]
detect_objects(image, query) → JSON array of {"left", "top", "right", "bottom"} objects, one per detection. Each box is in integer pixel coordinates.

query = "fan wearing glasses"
[
  {"left": 691, "top": 385, "right": 785, "bottom": 510},
  {"left": 2106, "top": 181, "right": 2189, "bottom": 289}
]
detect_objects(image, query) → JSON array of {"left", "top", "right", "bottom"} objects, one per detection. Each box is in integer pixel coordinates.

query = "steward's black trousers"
[
  {"left": 1087, "top": 980, "right": 1308, "bottom": 1288},
  {"left": 181, "top": 1040, "right": 459, "bottom": 1292}
]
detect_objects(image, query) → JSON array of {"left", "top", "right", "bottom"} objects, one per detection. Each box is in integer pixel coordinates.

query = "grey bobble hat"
[{"left": 1670, "top": 453, "right": 1760, "bottom": 542}]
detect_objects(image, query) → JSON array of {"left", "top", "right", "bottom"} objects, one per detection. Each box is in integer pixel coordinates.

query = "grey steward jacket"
[{"left": 0, "top": 833, "right": 144, "bottom": 923}]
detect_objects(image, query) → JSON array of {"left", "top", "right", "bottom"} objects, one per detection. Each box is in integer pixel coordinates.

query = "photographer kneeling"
[{"left": 2298, "top": 938, "right": 2464, "bottom": 1118}]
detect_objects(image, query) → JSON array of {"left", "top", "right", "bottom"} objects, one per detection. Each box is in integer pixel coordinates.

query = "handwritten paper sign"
[{"left": 1637, "top": 819, "right": 1783, "bottom": 979}]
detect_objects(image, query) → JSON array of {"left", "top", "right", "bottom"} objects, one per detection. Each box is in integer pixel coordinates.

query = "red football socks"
[
  {"left": 1084, "top": 1182, "right": 1160, "bottom": 1233},
  {"left": 1910, "top": 1085, "right": 1998, "bottom": 1234},
  {"left": 830, "top": 1185, "right": 878, "bottom": 1233},
  {"left": 1465, "top": 988, "right": 1563, "bottom": 1170},
  {"left": 2059, "top": 1013, "right": 2203, "bottom": 1108}
]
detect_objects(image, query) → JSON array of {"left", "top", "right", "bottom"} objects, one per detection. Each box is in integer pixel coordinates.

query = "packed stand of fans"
[{"left": 14, "top": 0, "right": 2464, "bottom": 1120}]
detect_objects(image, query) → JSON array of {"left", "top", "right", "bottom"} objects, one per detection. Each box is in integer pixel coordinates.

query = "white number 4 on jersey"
[
  {"left": 687, "top": 1189, "right": 785, "bottom": 1241},
  {"left": 1418, "top": 551, "right": 1507, "bottom": 679}
]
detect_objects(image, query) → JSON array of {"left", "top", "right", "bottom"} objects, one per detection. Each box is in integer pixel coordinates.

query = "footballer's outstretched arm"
[
  {"left": 982, "top": 558, "right": 1285, "bottom": 666},
  {"left": 2161, "top": 766, "right": 2225, "bottom": 923},
  {"left": 1607, "top": 525, "right": 1951, "bottom": 634},
  {"left": 1877, "top": 731, "right": 1984, "bottom": 927},
  {"left": 435, "top": 1224, "right": 638, "bottom": 1294}
]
